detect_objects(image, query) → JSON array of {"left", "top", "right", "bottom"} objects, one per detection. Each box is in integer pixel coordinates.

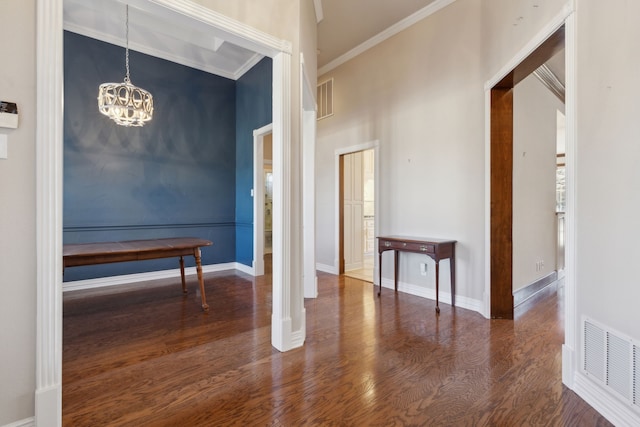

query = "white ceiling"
[{"left": 63, "top": 0, "right": 264, "bottom": 80}]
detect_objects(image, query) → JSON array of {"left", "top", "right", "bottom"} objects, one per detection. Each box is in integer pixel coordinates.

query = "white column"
[
  {"left": 35, "top": 0, "right": 64, "bottom": 425},
  {"left": 271, "top": 51, "right": 297, "bottom": 351}
]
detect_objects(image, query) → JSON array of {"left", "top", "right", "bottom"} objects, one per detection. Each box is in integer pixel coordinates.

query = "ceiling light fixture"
[{"left": 97, "top": 4, "right": 153, "bottom": 127}]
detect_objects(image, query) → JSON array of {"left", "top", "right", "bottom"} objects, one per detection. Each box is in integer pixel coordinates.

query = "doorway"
[
  {"left": 37, "top": 0, "right": 297, "bottom": 420},
  {"left": 338, "top": 147, "right": 376, "bottom": 283},
  {"left": 489, "top": 26, "right": 565, "bottom": 319},
  {"left": 253, "top": 124, "right": 273, "bottom": 277}
]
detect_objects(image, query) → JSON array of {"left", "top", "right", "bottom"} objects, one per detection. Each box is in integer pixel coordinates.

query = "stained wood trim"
[
  {"left": 489, "top": 25, "right": 565, "bottom": 320},
  {"left": 490, "top": 87, "right": 515, "bottom": 319},
  {"left": 495, "top": 26, "right": 565, "bottom": 89}
]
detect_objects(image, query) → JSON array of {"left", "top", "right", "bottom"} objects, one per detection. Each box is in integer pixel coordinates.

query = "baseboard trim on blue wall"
[{"left": 62, "top": 262, "right": 249, "bottom": 293}]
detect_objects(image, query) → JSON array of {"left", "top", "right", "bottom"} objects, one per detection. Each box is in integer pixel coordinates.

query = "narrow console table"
[
  {"left": 377, "top": 235, "right": 456, "bottom": 313},
  {"left": 63, "top": 237, "right": 213, "bottom": 312}
]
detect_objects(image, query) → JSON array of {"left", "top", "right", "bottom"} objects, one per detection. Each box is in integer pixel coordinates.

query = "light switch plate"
[{"left": 0, "top": 134, "right": 7, "bottom": 159}]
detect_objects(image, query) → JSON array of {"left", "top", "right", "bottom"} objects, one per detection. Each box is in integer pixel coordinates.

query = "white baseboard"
[
  {"left": 379, "top": 277, "right": 483, "bottom": 314},
  {"left": 1, "top": 418, "right": 35, "bottom": 427},
  {"left": 63, "top": 262, "right": 245, "bottom": 292},
  {"left": 316, "top": 262, "right": 338, "bottom": 275},
  {"left": 573, "top": 372, "right": 640, "bottom": 427},
  {"left": 234, "top": 262, "right": 255, "bottom": 276}
]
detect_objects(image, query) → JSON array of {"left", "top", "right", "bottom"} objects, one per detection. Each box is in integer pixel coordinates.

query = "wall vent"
[
  {"left": 583, "top": 317, "right": 640, "bottom": 410},
  {"left": 317, "top": 78, "right": 333, "bottom": 120}
]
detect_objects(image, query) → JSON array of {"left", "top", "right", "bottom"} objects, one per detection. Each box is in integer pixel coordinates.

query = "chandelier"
[{"left": 97, "top": 5, "right": 153, "bottom": 127}]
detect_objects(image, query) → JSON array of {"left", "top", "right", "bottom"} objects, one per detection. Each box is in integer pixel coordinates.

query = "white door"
[{"left": 343, "top": 151, "right": 364, "bottom": 271}]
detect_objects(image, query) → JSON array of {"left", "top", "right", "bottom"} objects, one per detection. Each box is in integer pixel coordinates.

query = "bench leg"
[
  {"left": 194, "top": 248, "right": 209, "bottom": 312},
  {"left": 179, "top": 256, "right": 187, "bottom": 294}
]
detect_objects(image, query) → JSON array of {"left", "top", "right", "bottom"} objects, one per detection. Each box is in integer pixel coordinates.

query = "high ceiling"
[
  {"left": 63, "top": 0, "right": 264, "bottom": 80},
  {"left": 64, "top": 0, "right": 564, "bottom": 87},
  {"left": 316, "top": 0, "right": 440, "bottom": 70}
]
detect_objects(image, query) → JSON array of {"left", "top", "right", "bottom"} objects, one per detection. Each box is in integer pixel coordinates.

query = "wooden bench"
[{"left": 63, "top": 237, "right": 213, "bottom": 311}]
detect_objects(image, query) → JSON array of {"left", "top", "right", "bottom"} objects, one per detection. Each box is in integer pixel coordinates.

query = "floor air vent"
[{"left": 583, "top": 317, "right": 640, "bottom": 409}]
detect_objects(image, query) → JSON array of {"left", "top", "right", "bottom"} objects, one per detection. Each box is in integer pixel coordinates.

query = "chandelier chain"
[{"left": 125, "top": 5, "right": 130, "bottom": 83}]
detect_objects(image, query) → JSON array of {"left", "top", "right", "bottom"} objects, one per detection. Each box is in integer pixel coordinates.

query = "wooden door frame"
[{"left": 488, "top": 27, "right": 565, "bottom": 319}]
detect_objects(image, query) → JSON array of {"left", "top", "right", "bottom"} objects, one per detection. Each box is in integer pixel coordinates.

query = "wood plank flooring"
[{"left": 63, "top": 271, "right": 612, "bottom": 426}]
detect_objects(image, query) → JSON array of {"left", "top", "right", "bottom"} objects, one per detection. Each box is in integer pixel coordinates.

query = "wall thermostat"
[{"left": 0, "top": 101, "right": 18, "bottom": 129}]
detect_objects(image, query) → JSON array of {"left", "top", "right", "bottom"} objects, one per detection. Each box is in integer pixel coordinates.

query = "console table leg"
[
  {"left": 378, "top": 251, "right": 382, "bottom": 296},
  {"left": 435, "top": 261, "right": 440, "bottom": 314},
  {"left": 450, "top": 248, "right": 456, "bottom": 307},
  {"left": 394, "top": 250, "right": 399, "bottom": 292},
  {"left": 194, "top": 249, "right": 209, "bottom": 312},
  {"left": 179, "top": 256, "right": 187, "bottom": 294}
]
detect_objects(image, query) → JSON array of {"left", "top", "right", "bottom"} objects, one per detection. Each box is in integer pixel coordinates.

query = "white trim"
[
  {"left": 313, "top": 0, "right": 323, "bottom": 23},
  {"left": 253, "top": 123, "right": 273, "bottom": 277},
  {"left": 562, "top": 10, "right": 578, "bottom": 390},
  {"left": 334, "top": 140, "right": 380, "bottom": 283},
  {"left": 36, "top": 0, "right": 64, "bottom": 426},
  {"left": 484, "top": 3, "right": 573, "bottom": 91},
  {"left": 318, "top": 0, "right": 455, "bottom": 76},
  {"left": 271, "top": 51, "right": 305, "bottom": 352},
  {"left": 482, "top": 85, "right": 491, "bottom": 319},
  {"left": 62, "top": 262, "right": 243, "bottom": 293},
  {"left": 301, "top": 53, "right": 318, "bottom": 299},
  {"left": 233, "top": 53, "right": 267, "bottom": 80},
  {"left": 39, "top": 0, "right": 294, "bottom": 423},
  {"left": 1, "top": 418, "right": 35, "bottom": 427},
  {"left": 316, "top": 262, "right": 338, "bottom": 275},
  {"left": 379, "top": 278, "right": 483, "bottom": 314},
  {"left": 63, "top": 23, "right": 265, "bottom": 80},
  {"left": 125, "top": 0, "right": 291, "bottom": 56},
  {"left": 573, "top": 373, "right": 640, "bottom": 427}
]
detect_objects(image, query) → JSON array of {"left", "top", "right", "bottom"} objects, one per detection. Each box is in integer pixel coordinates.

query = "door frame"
[
  {"left": 253, "top": 123, "right": 273, "bottom": 277},
  {"left": 36, "top": 0, "right": 294, "bottom": 423},
  {"left": 485, "top": 11, "right": 568, "bottom": 318},
  {"left": 484, "top": 4, "right": 577, "bottom": 383},
  {"left": 334, "top": 141, "right": 379, "bottom": 280}
]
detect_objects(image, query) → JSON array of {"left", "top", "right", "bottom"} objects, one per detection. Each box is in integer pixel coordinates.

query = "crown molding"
[
  {"left": 318, "top": 0, "right": 456, "bottom": 76},
  {"left": 63, "top": 22, "right": 248, "bottom": 80},
  {"left": 533, "top": 63, "right": 565, "bottom": 103}
]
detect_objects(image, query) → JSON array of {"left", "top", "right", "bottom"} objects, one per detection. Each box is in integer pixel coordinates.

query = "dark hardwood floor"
[{"left": 63, "top": 269, "right": 612, "bottom": 426}]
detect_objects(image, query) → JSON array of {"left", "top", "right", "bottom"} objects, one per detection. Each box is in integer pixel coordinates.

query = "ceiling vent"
[{"left": 317, "top": 78, "right": 334, "bottom": 120}]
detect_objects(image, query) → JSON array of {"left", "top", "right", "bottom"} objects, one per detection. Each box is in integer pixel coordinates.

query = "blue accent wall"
[
  {"left": 235, "top": 58, "right": 272, "bottom": 266},
  {"left": 63, "top": 32, "right": 238, "bottom": 281}
]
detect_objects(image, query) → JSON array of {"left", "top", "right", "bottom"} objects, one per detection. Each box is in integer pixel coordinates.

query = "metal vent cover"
[
  {"left": 583, "top": 317, "right": 639, "bottom": 409},
  {"left": 317, "top": 78, "right": 333, "bottom": 120}
]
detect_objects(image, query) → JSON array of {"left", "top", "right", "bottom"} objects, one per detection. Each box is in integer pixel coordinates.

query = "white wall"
[
  {"left": 513, "top": 74, "right": 563, "bottom": 292},
  {"left": 317, "top": 0, "right": 486, "bottom": 304},
  {"left": 318, "top": 0, "right": 639, "bottom": 422},
  {"left": 0, "top": 1, "right": 37, "bottom": 424},
  {"left": 575, "top": 0, "right": 640, "bottom": 350}
]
